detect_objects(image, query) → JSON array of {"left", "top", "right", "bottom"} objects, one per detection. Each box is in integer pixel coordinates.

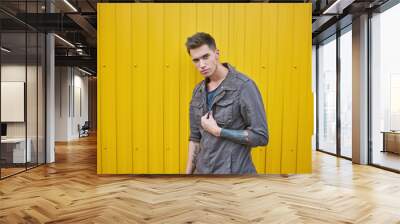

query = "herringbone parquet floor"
[{"left": 1, "top": 134, "right": 400, "bottom": 224}]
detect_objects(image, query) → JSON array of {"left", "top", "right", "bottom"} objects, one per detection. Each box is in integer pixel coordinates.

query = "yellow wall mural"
[{"left": 97, "top": 3, "right": 313, "bottom": 174}]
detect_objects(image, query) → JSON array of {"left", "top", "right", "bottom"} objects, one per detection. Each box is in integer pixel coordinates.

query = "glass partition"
[
  {"left": 1, "top": 30, "right": 28, "bottom": 178},
  {"left": 0, "top": 1, "right": 46, "bottom": 179}
]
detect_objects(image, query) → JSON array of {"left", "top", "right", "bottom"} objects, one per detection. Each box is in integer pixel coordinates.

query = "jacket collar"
[{"left": 198, "top": 62, "right": 237, "bottom": 94}]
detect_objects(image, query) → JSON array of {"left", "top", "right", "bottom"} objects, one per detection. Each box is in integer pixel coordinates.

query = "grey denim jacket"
[{"left": 189, "top": 63, "right": 269, "bottom": 174}]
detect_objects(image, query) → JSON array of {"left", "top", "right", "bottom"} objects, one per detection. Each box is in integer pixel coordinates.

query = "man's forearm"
[
  {"left": 186, "top": 141, "right": 200, "bottom": 174},
  {"left": 220, "top": 128, "right": 268, "bottom": 147},
  {"left": 191, "top": 142, "right": 201, "bottom": 172},
  {"left": 220, "top": 129, "right": 249, "bottom": 145}
]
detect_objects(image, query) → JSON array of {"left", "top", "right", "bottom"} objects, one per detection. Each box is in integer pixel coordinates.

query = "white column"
[
  {"left": 352, "top": 14, "right": 369, "bottom": 164},
  {"left": 46, "top": 32, "right": 55, "bottom": 163}
]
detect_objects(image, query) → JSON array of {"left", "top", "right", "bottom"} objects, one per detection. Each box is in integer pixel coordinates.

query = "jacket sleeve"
[
  {"left": 239, "top": 80, "right": 269, "bottom": 147},
  {"left": 189, "top": 85, "right": 201, "bottom": 142}
]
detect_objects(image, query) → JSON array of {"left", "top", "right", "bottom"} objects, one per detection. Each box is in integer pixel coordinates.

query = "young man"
[{"left": 185, "top": 32, "right": 269, "bottom": 174}]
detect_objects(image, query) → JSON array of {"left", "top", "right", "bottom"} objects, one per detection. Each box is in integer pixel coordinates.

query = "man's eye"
[
  {"left": 193, "top": 59, "right": 199, "bottom": 63},
  {"left": 203, "top": 55, "right": 209, "bottom": 59}
]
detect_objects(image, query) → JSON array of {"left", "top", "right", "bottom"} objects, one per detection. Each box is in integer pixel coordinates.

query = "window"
[
  {"left": 340, "top": 28, "right": 352, "bottom": 158},
  {"left": 317, "top": 36, "right": 337, "bottom": 154},
  {"left": 371, "top": 3, "right": 400, "bottom": 171}
]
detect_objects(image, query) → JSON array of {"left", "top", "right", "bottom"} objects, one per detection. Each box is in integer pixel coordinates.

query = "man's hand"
[{"left": 201, "top": 112, "right": 222, "bottom": 137}]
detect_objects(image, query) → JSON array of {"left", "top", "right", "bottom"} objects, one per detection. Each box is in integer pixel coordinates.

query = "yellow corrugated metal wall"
[{"left": 97, "top": 3, "right": 313, "bottom": 174}]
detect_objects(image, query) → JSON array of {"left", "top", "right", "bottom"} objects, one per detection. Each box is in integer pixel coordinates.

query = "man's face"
[{"left": 189, "top": 44, "right": 219, "bottom": 78}]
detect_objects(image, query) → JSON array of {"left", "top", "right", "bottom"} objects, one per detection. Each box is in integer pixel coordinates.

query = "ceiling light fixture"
[
  {"left": 54, "top": 34, "right": 75, "bottom": 48},
  {"left": 78, "top": 67, "right": 93, "bottom": 76},
  {"left": 1, "top": 47, "right": 11, "bottom": 53},
  {"left": 323, "top": 0, "right": 347, "bottom": 14},
  {"left": 63, "top": 0, "right": 78, "bottom": 12}
]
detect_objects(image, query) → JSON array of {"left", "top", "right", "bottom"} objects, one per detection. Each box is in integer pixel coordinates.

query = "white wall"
[
  {"left": 55, "top": 67, "right": 89, "bottom": 141},
  {"left": 1, "top": 65, "right": 25, "bottom": 81},
  {"left": 55, "top": 67, "right": 69, "bottom": 141}
]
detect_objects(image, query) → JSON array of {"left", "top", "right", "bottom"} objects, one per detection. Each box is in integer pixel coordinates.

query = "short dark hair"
[{"left": 185, "top": 32, "right": 217, "bottom": 54}]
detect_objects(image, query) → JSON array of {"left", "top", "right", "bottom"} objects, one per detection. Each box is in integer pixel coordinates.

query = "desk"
[
  {"left": 381, "top": 131, "right": 400, "bottom": 154},
  {"left": 1, "top": 138, "right": 31, "bottom": 163}
]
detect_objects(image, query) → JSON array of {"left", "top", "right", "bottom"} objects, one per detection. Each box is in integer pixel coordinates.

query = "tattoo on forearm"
[
  {"left": 220, "top": 129, "right": 249, "bottom": 145},
  {"left": 191, "top": 143, "right": 200, "bottom": 173}
]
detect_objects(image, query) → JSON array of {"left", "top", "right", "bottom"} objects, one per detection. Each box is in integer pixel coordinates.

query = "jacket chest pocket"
[
  {"left": 190, "top": 100, "right": 204, "bottom": 125},
  {"left": 213, "top": 98, "right": 234, "bottom": 127}
]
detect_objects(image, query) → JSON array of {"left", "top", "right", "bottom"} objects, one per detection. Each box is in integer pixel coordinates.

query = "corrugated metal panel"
[{"left": 98, "top": 3, "right": 312, "bottom": 174}]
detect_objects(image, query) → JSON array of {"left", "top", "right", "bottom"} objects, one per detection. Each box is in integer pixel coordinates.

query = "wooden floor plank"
[{"left": 0, "top": 134, "right": 400, "bottom": 223}]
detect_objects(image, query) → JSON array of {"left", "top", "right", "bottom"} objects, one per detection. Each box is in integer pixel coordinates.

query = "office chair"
[{"left": 79, "top": 121, "right": 90, "bottom": 138}]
